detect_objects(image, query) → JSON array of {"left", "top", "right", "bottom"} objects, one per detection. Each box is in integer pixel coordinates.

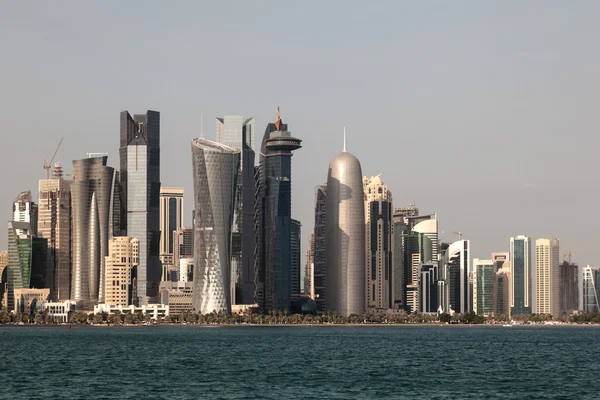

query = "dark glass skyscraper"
[
  {"left": 255, "top": 109, "right": 302, "bottom": 312},
  {"left": 510, "top": 235, "right": 532, "bottom": 315},
  {"left": 313, "top": 185, "right": 327, "bottom": 312},
  {"left": 290, "top": 219, "right": 301, "bottom": 302},
  {"left": 120, "top": 110, "right": 161, "bottom": 305}
]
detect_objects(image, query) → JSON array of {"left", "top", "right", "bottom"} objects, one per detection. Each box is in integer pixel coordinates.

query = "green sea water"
[{"left": 0, "top": 325, "right": 598, "bottom": 399}]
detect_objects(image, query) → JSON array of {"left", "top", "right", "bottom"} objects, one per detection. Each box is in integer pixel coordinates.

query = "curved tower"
[
  {"left": 325, "top": 135, "right": 365, "bottom": 317},
  {"left": 191, "top": 138, "right": 240, "bottom": 314}
]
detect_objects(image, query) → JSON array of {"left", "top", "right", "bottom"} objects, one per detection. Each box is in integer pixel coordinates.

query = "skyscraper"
[
  {"left": 325, "top": 134, "right": 365, "bottom": 317},
  {"left": 305, "top": 233, "right": 315, "bottom": 298},
  {"left": 13, "top": 191, "right": 38, "bottom": 237},
  {"left": 104, "top": 237, "right": 139, "bottom": 306},
  {"left": 312, "top": 184, "right": 327, "bottom": 312},
  {"left": 582, "top": 265, "right": 600, "bottom": 313},
  {"left": 191, "top": 138, "right": 240, "bottom": 314},
  {"left": 173, "top": 227, "right": 194, "bottom": 271},
  {"left": 37, "top": 164, "right": 72, "bottom": 301},
  {"left": 216, "top": 115, "right": 256, "bottom": 160},
  {"left": 159, "top": 187, "right": 184, "bottom": 256},
  {"left": 71, "top": 156, "right": 118, "bottom": 307},
  {"left": 364, "top": 175, "right": 393, "bottom": 312},
  {"left": 419, "top": 262, "right": 439, "bottom": 314},
  {"left": 473, "top": 259, "right": 495, "bottom": 316},
  {"left": 535, "top": 238, "right": 560, "bottom": 316},
  {"left": 446, "top": 240, "right": 470, "bottom": 314},
  {"left": 119, "top": 110, "right": 161, "bottom": 305},
  {"left": 290, "top": 219, "right": 301, "bottom": 302},
  {"left": 559, "top": 260, "right": 579, "bottom": 314},
  {"left": 492, "top": 252, "right": 509, "bottom": 272},
  {"left": 255, "top": 109, "right": 302, "bottom": 313},
  {"left": 6, "top": 221, "right": 48, "bottom": 311},
  {"left": 495, "top": 263, "right": 511, "bottom": 317},
  {"left": 510, "top": 235, "right": 532, "bottom": 315}
]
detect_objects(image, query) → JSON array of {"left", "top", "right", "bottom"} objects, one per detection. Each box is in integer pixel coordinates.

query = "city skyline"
[{"left": 1, "top": 2, "right": 598, "bottom": 275}]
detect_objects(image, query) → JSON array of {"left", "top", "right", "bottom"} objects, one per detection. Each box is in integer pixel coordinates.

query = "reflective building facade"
[
  {"left": 582, "top": 265, "right": 600, "bottom": 313},
  {"left": 120, "top": 110, "right": 161, "bottom": 305},
  {"left": 312, "top": 184, "right": 327, "bottom": 312},
  {"left": 191, "top": 138, "right": 240, "bottom": 314},
  {"left": 71, "top": 156, "right": 117, "bottom": 307},
  {"left": 255, "top": 110, "right": 302, "bottom": 312},
  {"left": 325, "top": 148, "right": 365, "bottom": 317},
  {"left": 446, "top": 240, "right": 470, "bottom": 314},
  {"left": 510, "top": 235, "right": 532, "bottom": 315}
]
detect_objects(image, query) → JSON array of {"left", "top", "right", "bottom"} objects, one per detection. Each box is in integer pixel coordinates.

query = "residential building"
[
  {"left": 191, "top": 138, "right": 240, "bottom": 314},
  {"left": 473, "top": 259, "right": 495, "bottom": 316},
  {"left": 364, "top": 175, "right": 393, "bottom": 312},
  {"left": 325, "top": 133, "right": 365, "bottom": 317},
  {"left": 312, "top": 185, "right": 326, "bottom": 311},
  {"left": 290, "top": 219, "right": 301, "bottom": 302},
  {"left": 255, "top": 109, "right": 302, "bottom": 313},
  {"left": 104, "top": 237, "right": 139, "bottom": 307},
  {"left": 119, "top": 110, "right": 161, "bottom": 305},
  {"left": 510, "top": 235, "right": 532, "bottom": 315},
  {"left": 37, "top": 164, "right": 72, "bottom": 301},
  {"left": 71, "top": 156, "right": 118, "bottom": 307},
  {"left": 559, "top": 261, "right": 579, "bottom": 314},
  {"left": 582, "top": 266, "right": 600, "bottom": 313},
  {"left": 535, "top": 238, "right": 560, "bottom": 316},
  {"left": 159, "top": 281, "right": 193, "bottom": 315},
  {"left": 13, "top": 190, "right": 38, "bottom": 237}
]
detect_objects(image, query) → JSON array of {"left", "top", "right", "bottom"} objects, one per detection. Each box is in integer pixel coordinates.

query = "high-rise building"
[
  {"left": 290, "top": 219, "right": 301, "bottom": 302},
  {"left": 0, "top": 251, "right": 7, "bottom": 307},
  {"left": 159, "top": 187, "right": 184, "bottom": 256},
  {"left": 492, "top": 252, "right": 509, "bottom": 272},
  {"left": 559, "top": 261, "right": 579, "bottom": 314},
  {"left": 393, "top": 204, "right": 419, "bottom": 221},
  {"left": 37, "top": 164, "right": 71, "bottom": 301},
  {"left": 582, "top": 266, "right": 600, "bottom": 313},
  {"left": 305, "top": 233, "right": 315, "bottom": 298},
  {"left": 216, "top": 115, "right": 256, "bottom": 158},
  {"left": 446, "top": 240, "right": 470, "bottom": 314},
  {"left": 173, "top": 227, "right": 194, "bottom": 269},
  {"left": 495, "top": 263, "right": 511, "bottom": 317},
  {"left": 510, "top": 235, "right": 532, "bottom": 315},
  {"left": 179, "top": 258, "right": 194, "bottom": 282},
  {"left": 403, "top": 218, "right": 438, "bottom": 313},
  {"left": 6, "top": 222, "right": 48, "bottom": 311},
  {"left": 71, "top": 156, "right": 118, "bottom": 307},
  {"left": 325, "top": 135, "right": 365, "bottom": 317},
  {"left": 255, "top": 109, "right": 302, "bottom": 313},
  {"left": 119, "top": 110, "right": 161, "bottom": 305},
  {"left": 364, "top": 175, "right": 393, "bottom": 312},
  {"left": 104, "top": 237, "right": 139, "bottom": 306},
  {"left": 535, "top": 238, "right": 560, "bottom": 316},
  {"left": 473, "top": 259, "right": 495, "bottom": 316},
  {"left": 191, "top": 138, "right": 240, "bottom": 314},
  {"left": 418, "top": 262, "right": 439, "bottom": 314},
  {"left": 13, "top": 191, "right": 38, "bottom": 237},
  {"left": 312, "top": 184, "right": 327, "bottom": 312}
]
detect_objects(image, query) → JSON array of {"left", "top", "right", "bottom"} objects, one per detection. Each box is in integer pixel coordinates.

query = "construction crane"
[
  {"left": 43, "top": 137, "right": 64, "bottom": 179},
  {"left": 453, "top": 231, "right": 463, "bottom": 241},
  {"left": 562, "top": 250, "right": 572, "bottom": 264}
]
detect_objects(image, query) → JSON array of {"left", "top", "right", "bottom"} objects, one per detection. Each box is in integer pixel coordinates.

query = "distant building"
[
  {"left": 173, "top": 227, "right": 193, "bottom": 270},
  {"left": 38, "top": 164, "right": 72, "bottom": 301},
  {"left": 42, "top": 300, "right": 76, "bottom": 323},
  {"left": 403, "top": 218, "right": 438, "bottom": 312},
  {"left": 159, "top": 187, "right": 184, "bottom": 263},
  {"left": 304, "top": 233, "right": 315, "bottom": 297},
  {"left": 290, "top": 219, "right": 301, "bottom": 303},
  {"left": 0, "top": 251, "right": 8, "bottom": 308},
  {"left": 510, "top": 235, "right": 532, "bottom": 315},
  {"left": 6, "top": 221, "right": 49, "bottom": 311},
  {"left": 393, "top": 204, "right": 419, "bottom": 221},
  {"left": 13, "top": 190, "right": 38, "bottom": 237},
  {"left": 324, "top": 135, "right": 365, "bottom": 317},
  {"left": 179, "top": 258, "right": 193, "bottom": 282},
  {"left": 473, "top": 259, "right": 495, "bottom": 316},
  {"left": 418, "top": 263, "right": 439, "bottom": 314},
  {"left": 364, "top": 175, "right": 393, "bottom": 312},
  {"left": 312, "top": 185, "right": 327, "bottom": 312},
  {"left": 119, "top": 110, "right": 161, "bottom": 305},
  {"left": 159, "top": 281, "right": 193, "bottom": 315},
  {"left": 495, "top": 261, "right": 511, "bottom": 317},
  {"left": 559, "top": 261, "right": 579, "bottom": 314},
  {"left": 255, "top": 109, "right": 302, "bottom": 313},
  {"left": 71, "top": 155, "right": 118, "bottom": 307},
  {"left": 94, "top": 303, "right": 169, "bottom": 320},
  {"left": 446, "top": 240, "right": 470, "bottom": 314},
  {"left": 582, "top": 266, "right": 600, "bottom": 313},
  {"left": 104, "top": 237, "right": 139, "bottom": 307},
  {"left": 191, "top": 138, "right": 240, "bottom": 314},
  {"left": 492, "top": 252, "right": 509, "bottom": 272},
  {"left": 535, "top": 238, "right": 560, "bottom": 316},
  {"left": 14, "top": 288, "right": 50, "bottom": 314}
]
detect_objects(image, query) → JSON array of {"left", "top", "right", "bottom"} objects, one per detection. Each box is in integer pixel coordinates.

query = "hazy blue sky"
[{"left": 1, "top": 1, "right": 599, "bottom": 272}]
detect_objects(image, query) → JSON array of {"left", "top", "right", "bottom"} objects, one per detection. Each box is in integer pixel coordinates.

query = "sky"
[{"left": 1, "top": 1, "right": 599, "bottom": 279}]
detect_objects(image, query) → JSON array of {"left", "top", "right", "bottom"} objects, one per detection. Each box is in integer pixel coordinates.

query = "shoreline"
[{"left": 1, "top": 323, "right": 599, "bottom": 328}]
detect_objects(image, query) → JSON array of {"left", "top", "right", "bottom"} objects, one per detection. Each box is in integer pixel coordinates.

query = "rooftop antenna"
[{"left": 343, "top": 127, "right": 347, "bottom": 152}]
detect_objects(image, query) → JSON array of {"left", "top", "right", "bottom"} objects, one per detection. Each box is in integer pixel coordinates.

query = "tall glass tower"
[
  {"left": 510, "top": 235, "right": 532, "bottom": 315},
  {"left": 256, "top": 109, "right": 302, "bottom": 312},
  {"left": 119, "top": 110, "right": 161, "bottom": 305}
]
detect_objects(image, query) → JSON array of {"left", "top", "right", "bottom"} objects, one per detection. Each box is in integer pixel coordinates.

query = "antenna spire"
[{"left": 343, "top": 127, "right": 347, "bottom": 152}]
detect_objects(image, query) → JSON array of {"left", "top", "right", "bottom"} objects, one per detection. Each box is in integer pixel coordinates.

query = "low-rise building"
[
  {"left": 14, "top": 288, "right": 50, "bottom": 313},
  {"left": 93, "top": 304, "right": 169, "bottom": 320},
  {"left": 159, "top": 281, "right": 193, "bottom": 315},
  {"left": 42, "top": 300, "right": 76, "bottom": 322}
]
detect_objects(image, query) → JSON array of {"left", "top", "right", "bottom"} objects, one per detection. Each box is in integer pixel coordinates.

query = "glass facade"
[
  {"left": 290, "top": 219, "right": 301, "bottom": 302},
  {"left": 191, "top": 138, "right": 240, "bottom": 314},
  {"left": 313, "top": 185, "right": 327, "bottom": 312},
  {"left": 473, "top": 260, "right": 495, "bottom": 316},
  {"left": 582, "top": 266, "right": 600, "bottom": 313},
  {"left": 510, "top": 236, "right": 532, "bottom": 315}
]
